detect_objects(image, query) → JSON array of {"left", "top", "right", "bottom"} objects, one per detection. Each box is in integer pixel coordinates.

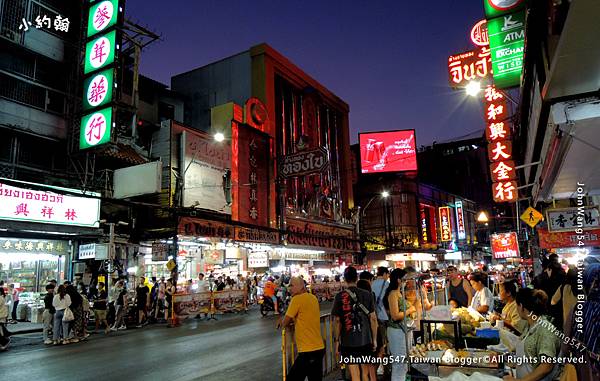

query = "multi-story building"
[
  {"left": 351, "top": 144, "right": 479, "bottom": 270},
  {"left": 169, "top": 43, "right": 358, "bottom": 269}
]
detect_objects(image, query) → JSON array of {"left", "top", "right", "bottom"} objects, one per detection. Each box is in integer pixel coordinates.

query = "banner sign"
[
  {"left": 179, "top": 126, "right": 231, "bottom": 214},
  {"left": 178, "top": 217, "right": 233, "bottom": 239},
  {"left": 151, "top": 242, "right": 169, "bottom": 261},
  {"left": 234, "top": 226, "right": 279, "bottom": 245},
  {"left": 212, "top": 289, "right": 247, "bottom": 313},
  {"left": 538, "top": 228, "right": 600, "bottom": 249},
  {"left": 439, "top": 206, "right": 452, "bottom": 242},
  {"left": 84, "top": 30, "right": 117, "bottom": 75},
  {"left": 83, "top": 68, "right": 115, "bottom": 111},
  {"left": 0, "top": 179, "right": 100, "bottom": 227},
  {"left": 491, "top": 232, "right": 519, "bottom": 258},
  {"left": 447, "top": 47, "right": 492, "bottom": 88},
  {"left": 172, "top": 292, "right": 212, "bottom": 319},
  {"left": 455, "top": 201, "right": 466, "bottom": 240},
  {"left": 359, "top": 130, "right": 418, "bottom": 173},
  {"left": 79, "top": 107, "right": 113, "bottom": 149},
  {"left": 279, "top": 147, "right": 329, "bottom": 178},
  {"left": 87, "top": 0, "right": 120, "bottom": 39},
  {"left": 546, "top": 207, "right": 600, "bottom": 232},
  {"left": 487, "top": 10, "right": 525, "bottom": 89},
  {"left": 471, "top": 19, "right": 489, "bottom": 47},
  {"left": 79, "top": 243, "right": 109, "bottom": 260},
  {"left": 0, "top": 238, "right": 69, "bottom": 256},
  {"left": 286, "top": 219, "right": 359, "bottom": 252},
  {"left": 248, "top": 252, "right": 268, "bottom": 268}
]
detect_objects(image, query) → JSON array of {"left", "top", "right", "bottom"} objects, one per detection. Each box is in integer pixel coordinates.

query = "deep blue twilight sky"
[{"left": 127, "top": 0, "right": 486, "bottom": 146}]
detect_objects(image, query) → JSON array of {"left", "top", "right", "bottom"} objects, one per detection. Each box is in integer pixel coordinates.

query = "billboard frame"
[{"left": 358, "top": 128, "right": 418, "bottom": 174}]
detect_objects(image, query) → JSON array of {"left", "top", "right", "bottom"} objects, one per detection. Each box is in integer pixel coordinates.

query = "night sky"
[{"left": 127, "top": 0, "right": 486, "bottom": 146}]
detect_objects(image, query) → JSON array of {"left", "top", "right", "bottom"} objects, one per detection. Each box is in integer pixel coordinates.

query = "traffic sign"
[{"left": 521, "top": 206, "right": 543, "bottom": 228}]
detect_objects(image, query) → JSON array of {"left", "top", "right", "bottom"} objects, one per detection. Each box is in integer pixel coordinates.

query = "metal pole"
[{"left": 108, "top": 222, "right": 115, "bottom": 294}]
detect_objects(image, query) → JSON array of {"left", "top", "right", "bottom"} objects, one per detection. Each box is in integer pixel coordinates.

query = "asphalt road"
[{"left": 0, "top": 304, "right": 334, "bottom": 381}]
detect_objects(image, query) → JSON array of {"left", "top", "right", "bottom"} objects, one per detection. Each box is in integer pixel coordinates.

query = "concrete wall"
[
  {"left": 0, "top": 99, "right": 66, "bottom": 139},
  {"left": 171, "top": 51, "right": 252, "bottom": 131}
]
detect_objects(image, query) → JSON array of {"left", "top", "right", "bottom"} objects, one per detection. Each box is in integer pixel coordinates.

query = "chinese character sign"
[
  {"left": 490, "top": 160, "right": 516, "bottom": 182},
  {"left": 79, "top": 107, "right": 112, "bottom": 149},
  {"left": 420, "top": 206, "right": 429, "bottom": 244},
  {"left": 455, "top": 201, "right": 466, "bottom": 240},
  {"left": 84, "top": 30, "right": 117, "bottom": 74},
  {"left": 491, "top": 232, "right": 519, "bottom": 259},
  {"left": 439, "top": 206, "right": 452, "bottom": 242},
  {"left": 487, "top": 140, "right": 512, "bottom": 162},
  {"left": 83, "top": 69, "right": 114, "bottom": 110},
  {"left": 447, "top": 47, "right": 492, "bottom": 88},
  {"left": 0, "top": 180, "right": 100, "bottom": 227},
  {"left": 546, "top": 207, "right": 600, "bottom": 232},
  {"left": 492, "top": 180, "right": 518, "bottom": 202},
  {"left": 87, "top": 0, "right": 119, "bottom": 38}
]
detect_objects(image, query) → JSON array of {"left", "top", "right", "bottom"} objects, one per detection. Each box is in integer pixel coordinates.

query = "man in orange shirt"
[
  {"left": 278, "top": 277, "right": 324, "bottom": 381},
  {"left": 264, "top": 277, "right": 278, "bottom": 314}
]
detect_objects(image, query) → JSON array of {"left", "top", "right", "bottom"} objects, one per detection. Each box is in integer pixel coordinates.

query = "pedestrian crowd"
[{"left": 279, "top": 254, "right": 600, "bottom": 381}]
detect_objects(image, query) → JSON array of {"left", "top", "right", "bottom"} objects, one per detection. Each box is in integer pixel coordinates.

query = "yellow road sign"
[{"left": 521, "top": 206, "right": 543, "bottom": 228}]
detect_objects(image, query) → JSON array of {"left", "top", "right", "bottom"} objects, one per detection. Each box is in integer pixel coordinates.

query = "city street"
[{"left": 0, "top": 306, "right": 329, "bottom": 381}]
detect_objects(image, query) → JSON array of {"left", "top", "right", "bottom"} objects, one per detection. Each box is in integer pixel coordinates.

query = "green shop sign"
[
  {"left": 487, "top": 10, "right": 525, "bottom": 89},
  {"left": 84, "top": 30, "right": 117, "bottom": 74},
  {"left": 87, "top": 0, "right": 120, "bottom": 39},
  {"left": 483, "top": 0, "right": 526, "bottom": 19},
  {"left": 79, "top": 107, "right": 113, "bottom": 149},
  {"left": 82, "top": 68, "right": 114, "bottom": 111}
]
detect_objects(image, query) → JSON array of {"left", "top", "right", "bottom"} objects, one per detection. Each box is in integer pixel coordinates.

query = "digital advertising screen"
[{"left": 359, "top": 130, "right": 418, "bottom": 174}]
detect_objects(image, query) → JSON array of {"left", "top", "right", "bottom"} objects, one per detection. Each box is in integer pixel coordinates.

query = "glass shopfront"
[{"left": 0, "top": 238, "right": 70, "bottom": 292}]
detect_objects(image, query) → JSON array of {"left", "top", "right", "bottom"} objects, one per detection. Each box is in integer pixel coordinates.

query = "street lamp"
[
  {"left": 214, "top": 132, "right": 225, "bottom": 142},
  {"left": 381, "top": 190, "right": 390, "bottom": 198},
  {"left": 477, "top": 211, "right": 489, "bottom": 223},
  {"left": 465, "top": 81, "right": 481, "bottom": 97}
]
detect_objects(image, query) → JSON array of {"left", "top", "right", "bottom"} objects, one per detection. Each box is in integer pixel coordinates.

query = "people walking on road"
[
  {"left": 383, "top": 268, "right": 412, "bottom": 381},
  {"left": 278, "top": 276, "right": 325, "bottom": 381},
  {"left": 155, "top": 277, "right": 166, "bottom": 322},
  {"left": 371, "top": 266, "right": 390, "bottom": 376},
  {"left": 264, "top": 277, "right": 278, "bottom": 314},
  {"left": 332, "top": 266, "right": 378, "bottom": 381},
  {"left": 93, "top": 282, "right": 109, "bottom": 334},
  {"left": 8, "top": 284, "right": 19, "bottom": 323},
  {"left": 111, "top": 281, "right": 127, "bottom": 331},
  {"left": 52, "top": 285, "right": 72, "bottom": 345},
  {"left": 0, "top": 287, "right": 10, "bottom": 350},
  {"left": 165, "top": 278, "right": 176, "bottom": 322},
  {"left": 43, "top": 284, "right": 56, "bottom": 344},
  {"left": 65, "top": 284, "right": 84, "bottom": 342},
  {"left": 79, "top": 283, "right": 91, "bottom": 339},
  {"left": 136, "top": 277, "right": 150, "bottom": 328}
]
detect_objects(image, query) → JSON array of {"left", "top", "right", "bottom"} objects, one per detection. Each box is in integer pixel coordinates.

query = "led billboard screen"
[{"left": 359, "top": 130, "right": 417, "bottom": 174}]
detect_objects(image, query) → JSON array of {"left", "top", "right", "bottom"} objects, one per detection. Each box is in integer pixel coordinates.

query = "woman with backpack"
[{"left": 384, "top": 268, "right": 417, "bottom": 381}]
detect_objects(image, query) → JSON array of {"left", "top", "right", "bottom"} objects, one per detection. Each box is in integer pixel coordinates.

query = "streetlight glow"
[
  {"left": 477, "top": 211, "right": 489, "bottom": 223},
  {"left": 214, "top": 132, "right": 225, "bottom": 142},
  {"left": 381, "top": 190, "right": 390, "bottom": 198},
  {"left": 465, "top": 81, "right": 481, "bottom": 97}
]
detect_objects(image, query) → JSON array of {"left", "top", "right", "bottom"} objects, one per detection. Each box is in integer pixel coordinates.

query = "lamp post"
[
  {"left": 360, "top": 190, "right": 390, "bottom": 250},
  {"left": 99, "top": 219, "right": 129, "bottom": 293}
]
